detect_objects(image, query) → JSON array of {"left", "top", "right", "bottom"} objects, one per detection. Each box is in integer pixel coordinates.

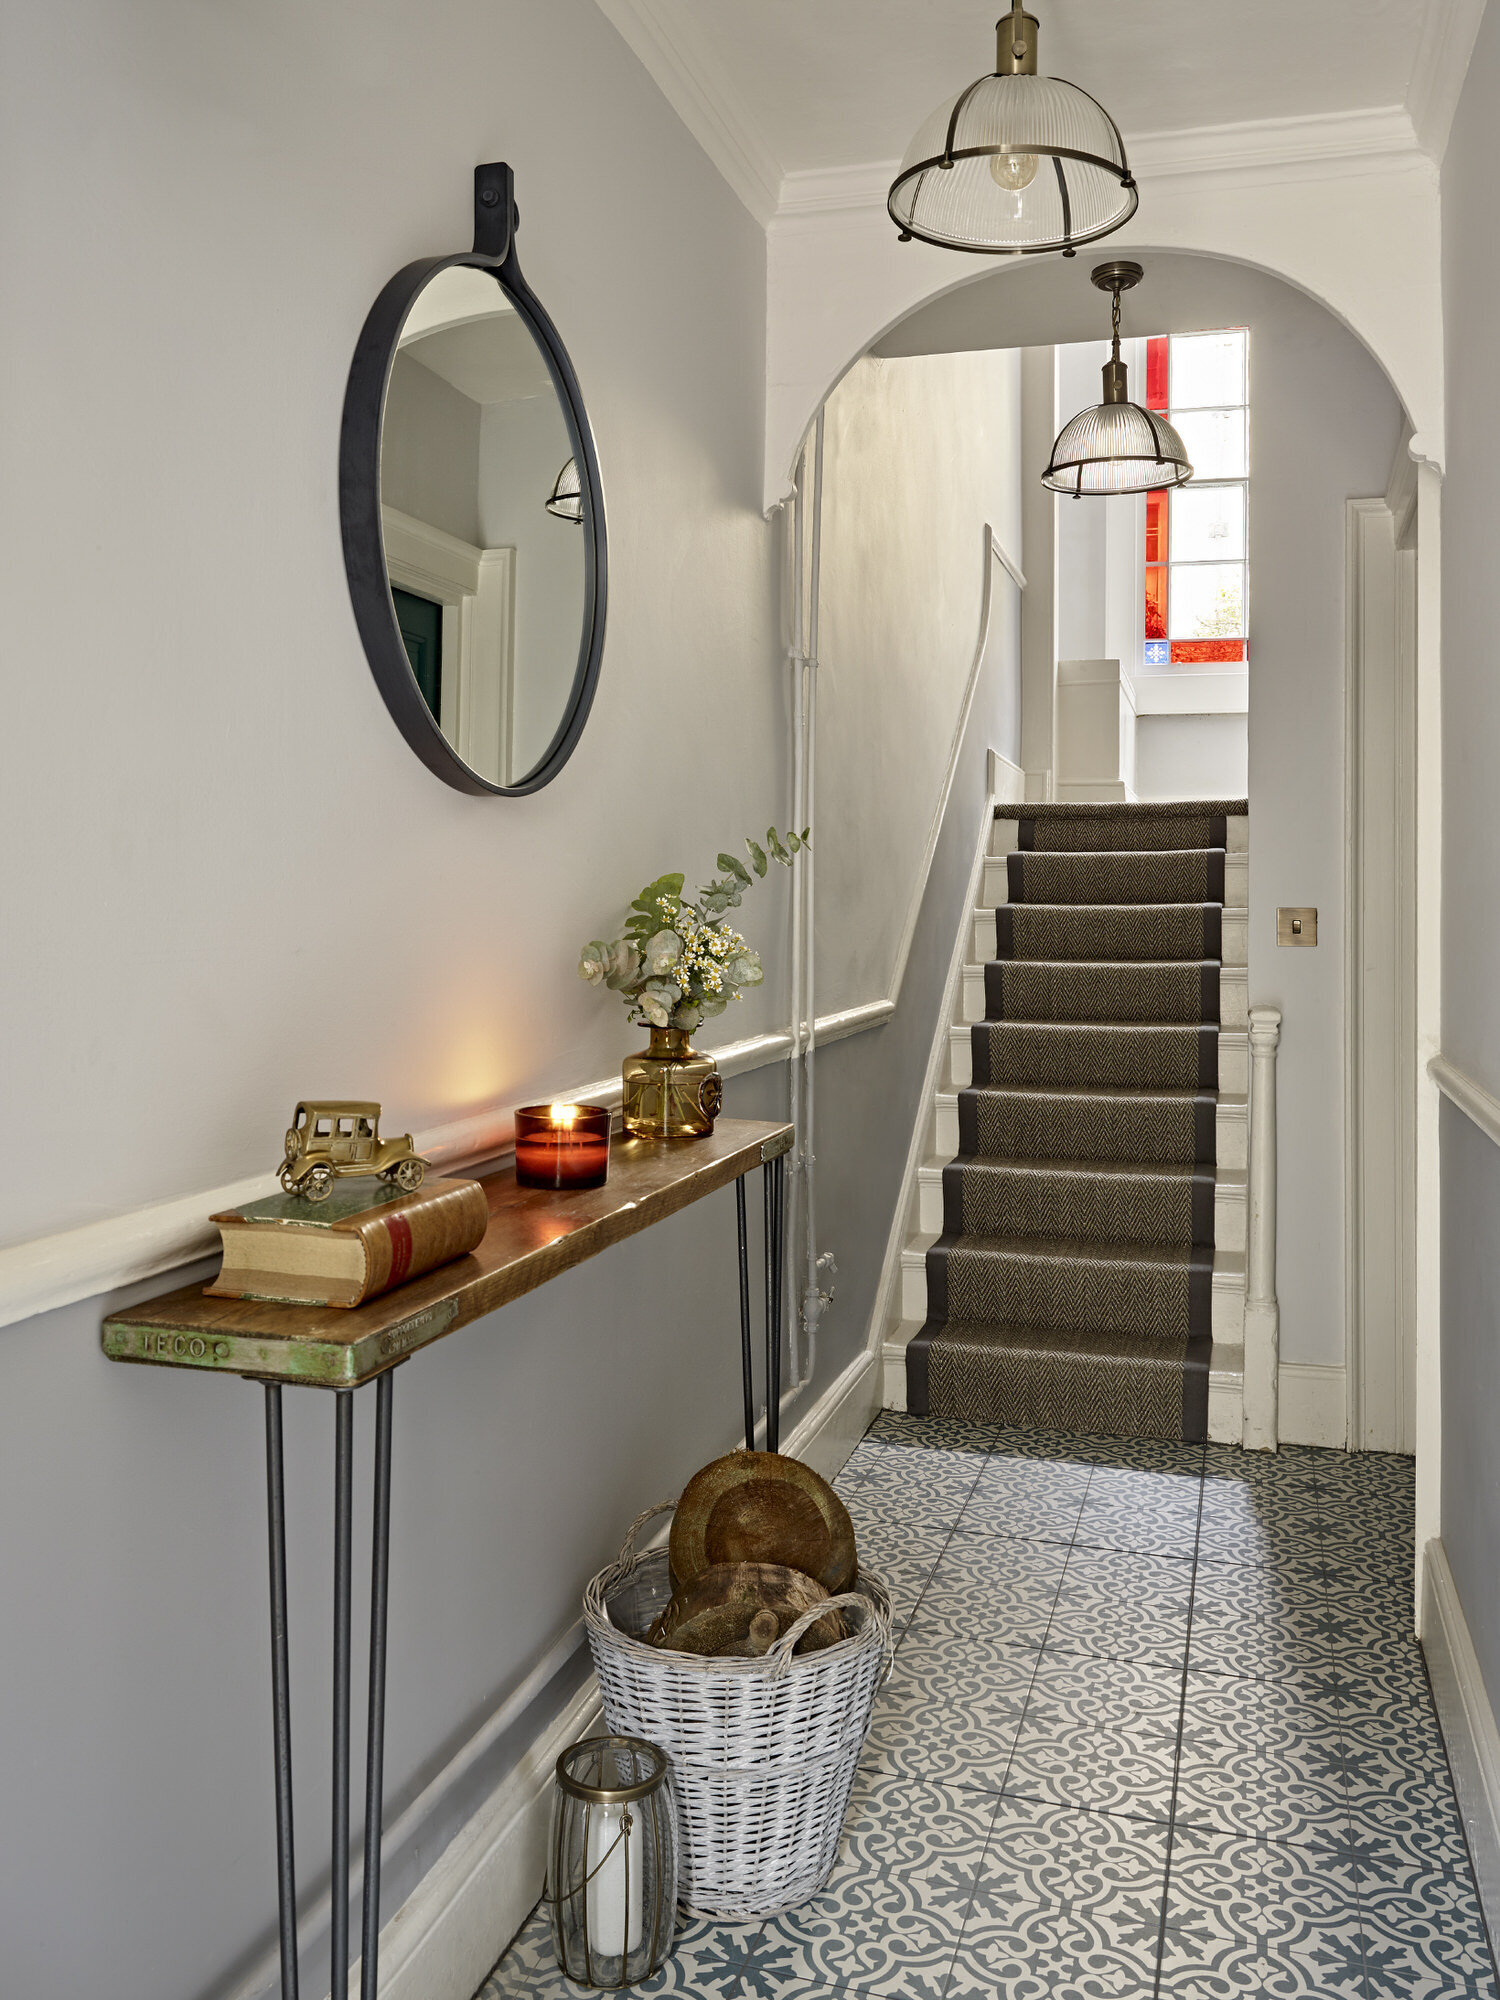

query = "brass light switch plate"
[{"left": 1277, "top": 907, "right": 1318, "bottom": 946}]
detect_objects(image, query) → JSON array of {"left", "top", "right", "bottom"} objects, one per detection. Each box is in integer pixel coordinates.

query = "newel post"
[{"left": 1243, "top": 1006, "right": 1282, "bottom": 1451}]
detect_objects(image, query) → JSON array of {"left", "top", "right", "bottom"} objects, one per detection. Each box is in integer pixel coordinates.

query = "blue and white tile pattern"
[{"left": 476, "top": 1419, "right": 1495, "bottom": 2000}]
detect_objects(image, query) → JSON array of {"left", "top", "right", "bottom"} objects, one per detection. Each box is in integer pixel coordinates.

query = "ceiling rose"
[{"left": 887, "top": 1, "right": 1137, "bottom": 258}]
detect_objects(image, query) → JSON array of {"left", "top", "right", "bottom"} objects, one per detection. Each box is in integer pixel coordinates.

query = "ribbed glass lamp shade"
[
  {"left": 546, "top": 456, "right": 583, "bottom": 522},
  {"left": 1043, "top": 402, "right": 1193, "bottom": 496},
  {"left": 888, "top": 73, "right": 1136, "bottom": 256}
]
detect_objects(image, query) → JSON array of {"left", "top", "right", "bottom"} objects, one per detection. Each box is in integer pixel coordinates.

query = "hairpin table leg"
[
  {"left": 361, "top": 1369, "right": 395, "bottom": 2000},
  {"left": 265, "top": 1385, "right": 301, "bottom": 2000},
  {"left": 763, "top": 1156, "right": 784, "bottom": 1452},
  {"left": 331, "top": 1393, "right": 354, "bottom": 2000},
  {"left": 735, "top": 1176, "right": 755, "bottom": 1447}
]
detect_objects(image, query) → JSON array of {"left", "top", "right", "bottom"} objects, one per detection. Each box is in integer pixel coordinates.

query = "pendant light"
[
  {"left": 1043, "top": 263, "right": 1193, "bottom": 497},
  {"left": 546, "top": 456, "right": 583, "bottom": 523},
  {"left": 887, "top": 1, "right": 1136, "bottom": 258}
]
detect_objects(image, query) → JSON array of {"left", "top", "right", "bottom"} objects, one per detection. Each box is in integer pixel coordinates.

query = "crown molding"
[
  {"left": 1127, "top": 104, "right": 1429, "bottom": 186},
  {"left": 592, "top": 0, "right": 782, "bottom": 225},
  {"left": 771, "top": 106, "right": 1430, "bottom": 226},
  {"left": 1408, "top": 0, "right": 1489, "bottom": 161}
]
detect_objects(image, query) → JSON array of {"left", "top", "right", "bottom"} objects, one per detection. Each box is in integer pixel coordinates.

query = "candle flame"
[{"left": 548, "top": 1102, "right": 580, "bottom": 1127}]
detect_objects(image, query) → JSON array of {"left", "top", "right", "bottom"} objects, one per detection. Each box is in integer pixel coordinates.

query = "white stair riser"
[
  {"left": 960, "top": 963, "right": 1248, "bottom": 1027},
  {"left": 947, "top": 1027, "right": 1248, "bottom": 1095},
  {"left": 980, "top": 853, "right": 1247, "bottom": 910},
  {"left": 933, "top": 1093, "right": 1246, "bottom": 1167},
  {"left": 915, "top": 1168, "right": 1245, "bottom": 1248},
  {"left": 898, "top": 1248, "right": 1246, "bottom": 1337},
  {"left": 990, "top": 813, "right": 1250, "bottom": 858}
]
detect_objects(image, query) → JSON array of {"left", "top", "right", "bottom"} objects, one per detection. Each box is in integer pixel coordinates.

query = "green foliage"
[{"left": 578, "top": 828, "right": 810, "bottom": 1031}]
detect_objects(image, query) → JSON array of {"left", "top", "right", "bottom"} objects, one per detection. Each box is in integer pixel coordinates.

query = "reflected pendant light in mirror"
[
  {"left": 546, "top": 457, "right": 583, "bottom": 522},
  {"left": 1043, "top": 263, "right": 1193, "bottom": 497},
  {"left": 888, "top": 0, "right": 1136, "bottom": 258}
]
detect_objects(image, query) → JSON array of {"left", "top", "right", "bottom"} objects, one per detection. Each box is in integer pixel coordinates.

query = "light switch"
[{"left": 1277, "top": 907, "right": 1317, "bottom": 946}]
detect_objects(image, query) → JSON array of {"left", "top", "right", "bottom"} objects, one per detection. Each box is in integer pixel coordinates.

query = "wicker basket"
[{"left": 583, "top": 1501, "right": 894, "bottom": 1921}]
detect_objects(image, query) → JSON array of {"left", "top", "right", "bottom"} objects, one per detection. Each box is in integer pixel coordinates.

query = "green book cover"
[{"left": 219, "top": 1183, "right": 414, "bottom": 1231}]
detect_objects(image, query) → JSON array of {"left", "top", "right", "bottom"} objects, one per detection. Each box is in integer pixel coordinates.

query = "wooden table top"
[{"left": 101, "top": 1119, "right": 794, "bottom": 1390}]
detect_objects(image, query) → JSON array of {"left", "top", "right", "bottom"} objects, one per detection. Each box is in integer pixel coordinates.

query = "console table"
[{"left": 101, "top": 1117, "right": 792, "bottom": 2000}]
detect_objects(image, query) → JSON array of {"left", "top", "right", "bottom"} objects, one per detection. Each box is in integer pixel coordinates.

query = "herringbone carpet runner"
[{"left": 907, "top": 799, "right": 1248, "bottom": 1442}]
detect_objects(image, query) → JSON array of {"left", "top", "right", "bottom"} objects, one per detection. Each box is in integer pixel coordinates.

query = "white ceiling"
[{"left": 596, "top": 0, "right": 1484, "bottom": 215}]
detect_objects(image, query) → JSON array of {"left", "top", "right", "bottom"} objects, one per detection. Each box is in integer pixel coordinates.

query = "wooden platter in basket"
[
  {"left": 669, "top": 1451, "right": 857, "bottom": 1596},
  {"left": 650, "top": 1561, "right": 846, "bottom": 1657}
]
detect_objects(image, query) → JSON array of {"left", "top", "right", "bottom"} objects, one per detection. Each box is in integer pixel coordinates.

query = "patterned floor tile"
[
  {"left": 862, "top": 1629, "right": 1037, "bottom": 1789},
  {"left": 1074, "top": 1466, "right": 1203, "bottom": 1559},
  {"left": 849, "top": 1452, "right": 988, "bottom": 1514},
  {"left": 1047, "top": 1545, "right": 1194, "bottom": 1666},
  {"left": 478, "top": 1908, "right": 754, "bottom": 1998},
  {"left": 952, "top": 1799, "right": 1168, "bottom": 1999},
  {"left": 1176, "top": 1673, "right": 1353, "bottom": 1850},
  {"left": 867, "top": 1410, "right": 999, "bottom": 1453},
  {"left": 1188, "top": 1556, "right": 1333, "bottom": 1679},
  {"left": 915, "top": 1527, "right": 1068, "bottom": 1638},
  {"left": 1358, "top": 1862, "right": 1500, "bottom": 1998},
  {"left": 1006, "top": 1652, "right": 1183, "bottom": 1820}
]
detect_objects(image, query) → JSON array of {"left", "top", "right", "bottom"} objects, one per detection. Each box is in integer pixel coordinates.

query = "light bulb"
[{"left": 989, "top": 150, "right": 1038, "bottom": 192}]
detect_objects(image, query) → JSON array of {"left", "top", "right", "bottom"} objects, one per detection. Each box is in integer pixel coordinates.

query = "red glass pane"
[
  {"left": 1145, "top": 489, "right": 1167, "bottom": 565},
  {"left": 1146, "top": 337, "right": 1169, "bottom": 411},
  {"left": 1170, "top": 639, "right": 1246, "bottom": 665},
  {"left": 1145, "top": 567, "right": 1167, "bottom": 640}
]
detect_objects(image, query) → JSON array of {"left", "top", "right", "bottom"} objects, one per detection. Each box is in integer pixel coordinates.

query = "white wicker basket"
[{"left": 583, "top": 1501, "right": 894, "bottom": 1922}]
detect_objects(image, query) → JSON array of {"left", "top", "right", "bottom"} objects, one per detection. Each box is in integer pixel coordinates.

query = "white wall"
[
  {"left": 813, "top": 349, "right": 1023, "bottom": 1016},
  {"left": 878, "top": 256, "right": 1405, "bottom": 1371},
  {"left": 1135, "top": 714, "right": 1250, "bottom": 800}
]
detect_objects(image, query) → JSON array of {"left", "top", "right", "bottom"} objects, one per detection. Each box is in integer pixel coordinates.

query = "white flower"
[{"left": 644, "top": 929, "right": 684, "bottom": 976}]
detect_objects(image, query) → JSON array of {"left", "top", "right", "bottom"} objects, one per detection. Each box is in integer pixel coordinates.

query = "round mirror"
[{"left": 340, "top": 169, "right": 606, "bottom": 796}]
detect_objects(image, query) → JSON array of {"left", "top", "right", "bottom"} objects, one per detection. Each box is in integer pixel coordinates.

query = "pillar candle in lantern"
[{"left": 514, "top": 1103, "right": 611, "bottom": 1190}]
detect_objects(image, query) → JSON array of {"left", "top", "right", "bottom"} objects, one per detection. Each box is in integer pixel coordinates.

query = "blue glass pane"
[{"left": 1143, "top": 641, "right": 1170, "bottom": 665}]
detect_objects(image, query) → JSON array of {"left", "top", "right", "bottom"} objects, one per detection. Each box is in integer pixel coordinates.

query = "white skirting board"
[
  {"left": 1278, "top": 1363, "right": 1348, "bottom": 1448},
  {"left": 326, "top": 1345, "right": 882, "bottom": 2000},
  {"left": 1422, "top": 1537, "right": 1500, "bottom": 1939}
]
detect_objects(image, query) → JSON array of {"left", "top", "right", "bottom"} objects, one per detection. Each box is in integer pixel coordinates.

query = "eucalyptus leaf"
[
  {"left": 718, "top": 852, "right": 752, "bottom": 885},
  {"left": 747, "top": 838, "right": 768, "bottom": 877},
  {"left": 766, "top": 828, "right": 789, "bottom": 865}
]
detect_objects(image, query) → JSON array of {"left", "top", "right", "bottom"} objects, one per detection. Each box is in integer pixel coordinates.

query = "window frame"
[{"left": 1143, "top": 328, "right": 1250, "bottom": 670}]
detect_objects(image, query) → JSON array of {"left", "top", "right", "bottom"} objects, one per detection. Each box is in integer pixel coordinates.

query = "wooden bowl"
[
  {"left": 649, "top": 1561, "right": 845, "bottom": 1657},
  {"left": 669, "top": 1452, "right": 857, "bottom": 1596}
]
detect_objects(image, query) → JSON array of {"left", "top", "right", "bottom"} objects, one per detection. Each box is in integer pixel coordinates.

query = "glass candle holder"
[
  {"left": 548, "top": 1735, "right": 677, "bottom": 1988},
  {"left": 514, "top": 1103, "right": 611, "bottom": 1190}
]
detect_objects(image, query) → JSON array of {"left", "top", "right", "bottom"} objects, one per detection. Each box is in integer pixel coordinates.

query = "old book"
[{"left": 206, "top": 1178, "right": 489, "bottom": 1308}]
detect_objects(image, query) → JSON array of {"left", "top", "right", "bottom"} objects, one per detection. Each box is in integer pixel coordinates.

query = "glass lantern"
[{"left": 547, "top": 1736, "right": 677, "bottom": 1988}]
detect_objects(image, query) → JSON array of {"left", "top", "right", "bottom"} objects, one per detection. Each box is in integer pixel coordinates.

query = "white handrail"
[{"left": 1243, "top": 1005, "right": 1282, "bottom": 1450}]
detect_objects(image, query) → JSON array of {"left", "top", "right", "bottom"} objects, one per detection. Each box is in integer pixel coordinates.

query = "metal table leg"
[
  {"left": 265, "top": 1386, "right": 300, "bottom": 2000},
  {"left": 361, "top": 1369, "right": 395, "bottom": 2000},
  {"left": 763, "top": 1156, "right": 784, "bottom": 1453},
  {"left": 262, "top": 1374, "right": 396, "bottom": 2000},
  {"left": 735, "top": 1177, "right": 755, "bottom": 1447}
]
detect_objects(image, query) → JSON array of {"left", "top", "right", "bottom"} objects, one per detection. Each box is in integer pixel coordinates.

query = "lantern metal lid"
[
  {"left": 546, "top": 455, "right": 583, "bottom": 522},
  {"left": 888, "top": 0, "right": 1137, "bottom": 258},
  {"left": 1043, "top": 262, "right": 1194, "bottom": 497}
]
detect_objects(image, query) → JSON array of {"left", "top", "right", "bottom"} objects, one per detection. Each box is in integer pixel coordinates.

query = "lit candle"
[
  {"left": 513, "top": 1102, "right": 611, "bottom": 1190},
  {"left": 585, "top": 1801, "right": 644, "bottom": 1957}
]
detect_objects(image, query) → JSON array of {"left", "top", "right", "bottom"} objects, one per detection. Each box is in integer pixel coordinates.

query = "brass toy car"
[{"left": 279, "top": 1101, "right": 427, "bottom": 1201}]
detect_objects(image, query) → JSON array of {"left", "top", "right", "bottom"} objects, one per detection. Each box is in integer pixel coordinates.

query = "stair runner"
[{"left": 907, "top": 799, "right": 1249, "bottom": 1443}]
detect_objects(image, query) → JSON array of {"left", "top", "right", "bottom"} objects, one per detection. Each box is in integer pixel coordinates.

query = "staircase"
[{"left": 884, "top": 798, "right": 1250, "bottom": 1445}]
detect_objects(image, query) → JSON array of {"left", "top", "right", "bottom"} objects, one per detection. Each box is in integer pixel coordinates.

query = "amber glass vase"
[{"left": 622, "top": 1027, "right": 723, "bottom": 1140}]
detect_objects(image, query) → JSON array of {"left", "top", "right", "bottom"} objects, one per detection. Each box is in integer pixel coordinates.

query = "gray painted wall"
[
  {"left": 1438, "top": 0, "right": 1500, "bottom": 1707},
  {"left": 382, "top": 352, "right": 484, "bottom": 547}
]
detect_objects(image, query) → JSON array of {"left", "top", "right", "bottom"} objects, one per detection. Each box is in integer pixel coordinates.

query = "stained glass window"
[{"left": 1142, "top": 328, "right": 1248, "bottom": 668}]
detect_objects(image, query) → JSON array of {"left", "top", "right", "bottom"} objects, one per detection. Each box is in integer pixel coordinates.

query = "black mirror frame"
[{"left": 339, "top": 162, "right": 608, "bottom": 796}]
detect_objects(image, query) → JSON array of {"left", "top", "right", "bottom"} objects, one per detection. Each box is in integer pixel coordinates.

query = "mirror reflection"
[{"left": 380, "top": 265, "right": 585, "bottom": 787}]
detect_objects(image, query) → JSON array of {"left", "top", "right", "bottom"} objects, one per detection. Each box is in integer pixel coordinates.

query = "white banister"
[{"left": 1243, "top": 1005, "right": 1282, "bottom": 1450}]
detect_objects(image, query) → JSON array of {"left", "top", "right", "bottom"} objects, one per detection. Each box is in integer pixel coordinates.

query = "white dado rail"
[
  {"left": 1430, "top": 1052, "right": 1500, "bottom": 1148},
  {"left": 1243, "top": 1005, "right": 1282, "bottom": 1451}
]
